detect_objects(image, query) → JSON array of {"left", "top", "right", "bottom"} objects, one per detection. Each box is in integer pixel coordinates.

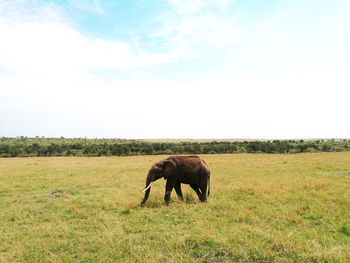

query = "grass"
[{"left": 0, "top": 152, "right": 349, "bottom": 262}]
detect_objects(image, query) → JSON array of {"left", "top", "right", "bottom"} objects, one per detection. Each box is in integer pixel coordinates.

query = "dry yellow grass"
[{"left": 0, "top": 152, "right": 349, "bottom": 262}]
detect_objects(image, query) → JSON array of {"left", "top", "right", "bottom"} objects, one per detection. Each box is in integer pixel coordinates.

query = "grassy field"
[{"left": 0, "top": 153, "right": 349, "bottom": 262}]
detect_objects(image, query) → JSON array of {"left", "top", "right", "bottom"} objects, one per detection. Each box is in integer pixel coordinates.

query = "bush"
[{"left": 0, "top": 137, "right": 349, "bottom": 157}]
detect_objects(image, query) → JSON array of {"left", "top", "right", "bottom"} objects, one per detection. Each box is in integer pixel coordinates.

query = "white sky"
[{"left": 0, "top": 0, "right": 349, "bottom": 139}]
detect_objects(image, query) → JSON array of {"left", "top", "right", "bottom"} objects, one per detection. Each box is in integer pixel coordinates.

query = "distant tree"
[
  {"left": 144, "top": 145, "right": 154, "bottom": 155},
  {"left": 247, "top": 142, "right": 261, "bottom": 153},
  {"left": 321, "top": 144, "right": 332, "bottom": 152}
]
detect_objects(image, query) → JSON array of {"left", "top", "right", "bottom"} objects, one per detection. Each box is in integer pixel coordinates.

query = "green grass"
[{"left": 0, "top": 153, "right": 349, "bottom": 262}]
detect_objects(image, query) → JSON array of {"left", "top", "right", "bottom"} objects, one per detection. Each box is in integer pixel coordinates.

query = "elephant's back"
[
  {"left": 169, "top": 155, "right": 202, "bottom": 168},
  {"left": 169, "top": 155, "right": 209, "bottom": 176}
]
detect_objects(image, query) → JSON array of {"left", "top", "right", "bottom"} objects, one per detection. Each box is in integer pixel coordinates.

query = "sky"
[{"left": 0, "top": 0, "right": 349, "bottom": 139}]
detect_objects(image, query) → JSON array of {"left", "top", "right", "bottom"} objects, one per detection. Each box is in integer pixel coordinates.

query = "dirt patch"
[{"left": 50, "top": 189, "right": 73, "bottom": 195}]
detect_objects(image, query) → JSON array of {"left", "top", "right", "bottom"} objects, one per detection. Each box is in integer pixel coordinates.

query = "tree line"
[{"left": 0, "top": 137, "right": 349, "bottom": 157}]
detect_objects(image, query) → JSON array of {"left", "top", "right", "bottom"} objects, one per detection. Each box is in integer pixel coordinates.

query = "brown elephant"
[{"left": 140, "top": 156, "right": 210, "bottom": 206}]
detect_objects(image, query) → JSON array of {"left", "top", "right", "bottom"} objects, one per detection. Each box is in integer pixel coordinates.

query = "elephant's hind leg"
[
  {"left": 190, "top": 184, "right": 202, "bottom": 200},
  {"left": 199, "top": 180, "right": 208, "bottom": 202},
  {"left": 174, "top": 182, "right": 184, "bottom": 201}
]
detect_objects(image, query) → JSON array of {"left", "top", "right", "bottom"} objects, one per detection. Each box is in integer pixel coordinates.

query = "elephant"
[{"left": 140, "top": 156, "right": 210, "bottom": 206}]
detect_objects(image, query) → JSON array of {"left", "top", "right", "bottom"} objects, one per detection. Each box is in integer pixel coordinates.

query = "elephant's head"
[{"left": 140, "top": 159, "right": 177, "bottom": 206}]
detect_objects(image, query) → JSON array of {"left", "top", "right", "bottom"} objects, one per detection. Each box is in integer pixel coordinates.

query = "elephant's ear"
[{"left": 162, "top": 159, "right": 177, "bottom": 180}]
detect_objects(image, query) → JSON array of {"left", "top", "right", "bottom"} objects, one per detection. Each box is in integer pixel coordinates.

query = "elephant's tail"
[{"left": 207, "top": 171, "right": 210, "bottom": 197}]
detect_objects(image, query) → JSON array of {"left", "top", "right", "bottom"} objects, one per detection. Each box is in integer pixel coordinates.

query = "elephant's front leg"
[
  {"left": 174, "top": 182, "right": 184, "bottom": 201},
  {"left": 164, "top": 178, "right": 176, "bottom": 205}
]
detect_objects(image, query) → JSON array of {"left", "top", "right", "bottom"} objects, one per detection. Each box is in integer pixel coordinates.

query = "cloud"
[
  {"left": 0, "top": 21, "right": 141, "bottom": 77},
  {"left": 0, "top": 0, "right": 239, "bottom": 80},
  {"left": 149, "top": 0, "right": 237, "bottom": 56},
  {"left": 0, "top": 0, "right": 66, "bottom": 24},
  {"left": 169, "top": 0, "right": 233, "bottom": 14},
  {"left": 0, "top": 1, "right": 197, "bottom": 79},
  {"left": 70, "top": 0, "right": 105, "bottom": 15},
  {"left": 152, "top": 15, "right": 237, "bottom": 50}
]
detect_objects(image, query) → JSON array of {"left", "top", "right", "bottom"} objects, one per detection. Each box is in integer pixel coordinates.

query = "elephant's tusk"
[{"left": 141, "top": 182, "right": 152, "bottom": 192}]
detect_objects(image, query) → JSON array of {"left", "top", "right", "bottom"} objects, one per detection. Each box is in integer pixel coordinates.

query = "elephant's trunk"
[{"left": 140, "top": 172, "right": 153, "bottom": 206}]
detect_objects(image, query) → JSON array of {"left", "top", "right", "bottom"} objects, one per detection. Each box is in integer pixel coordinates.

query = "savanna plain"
[{"left": 0, "top": 152, "right": 349, "bottom": 262}]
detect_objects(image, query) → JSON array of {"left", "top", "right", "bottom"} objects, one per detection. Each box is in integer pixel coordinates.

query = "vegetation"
[
  {"left": 0, "top": 137, "right": 349, "bottom": 157},
  {"left": 0, "top": 153, "right": 349, "bottom": 262}
]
